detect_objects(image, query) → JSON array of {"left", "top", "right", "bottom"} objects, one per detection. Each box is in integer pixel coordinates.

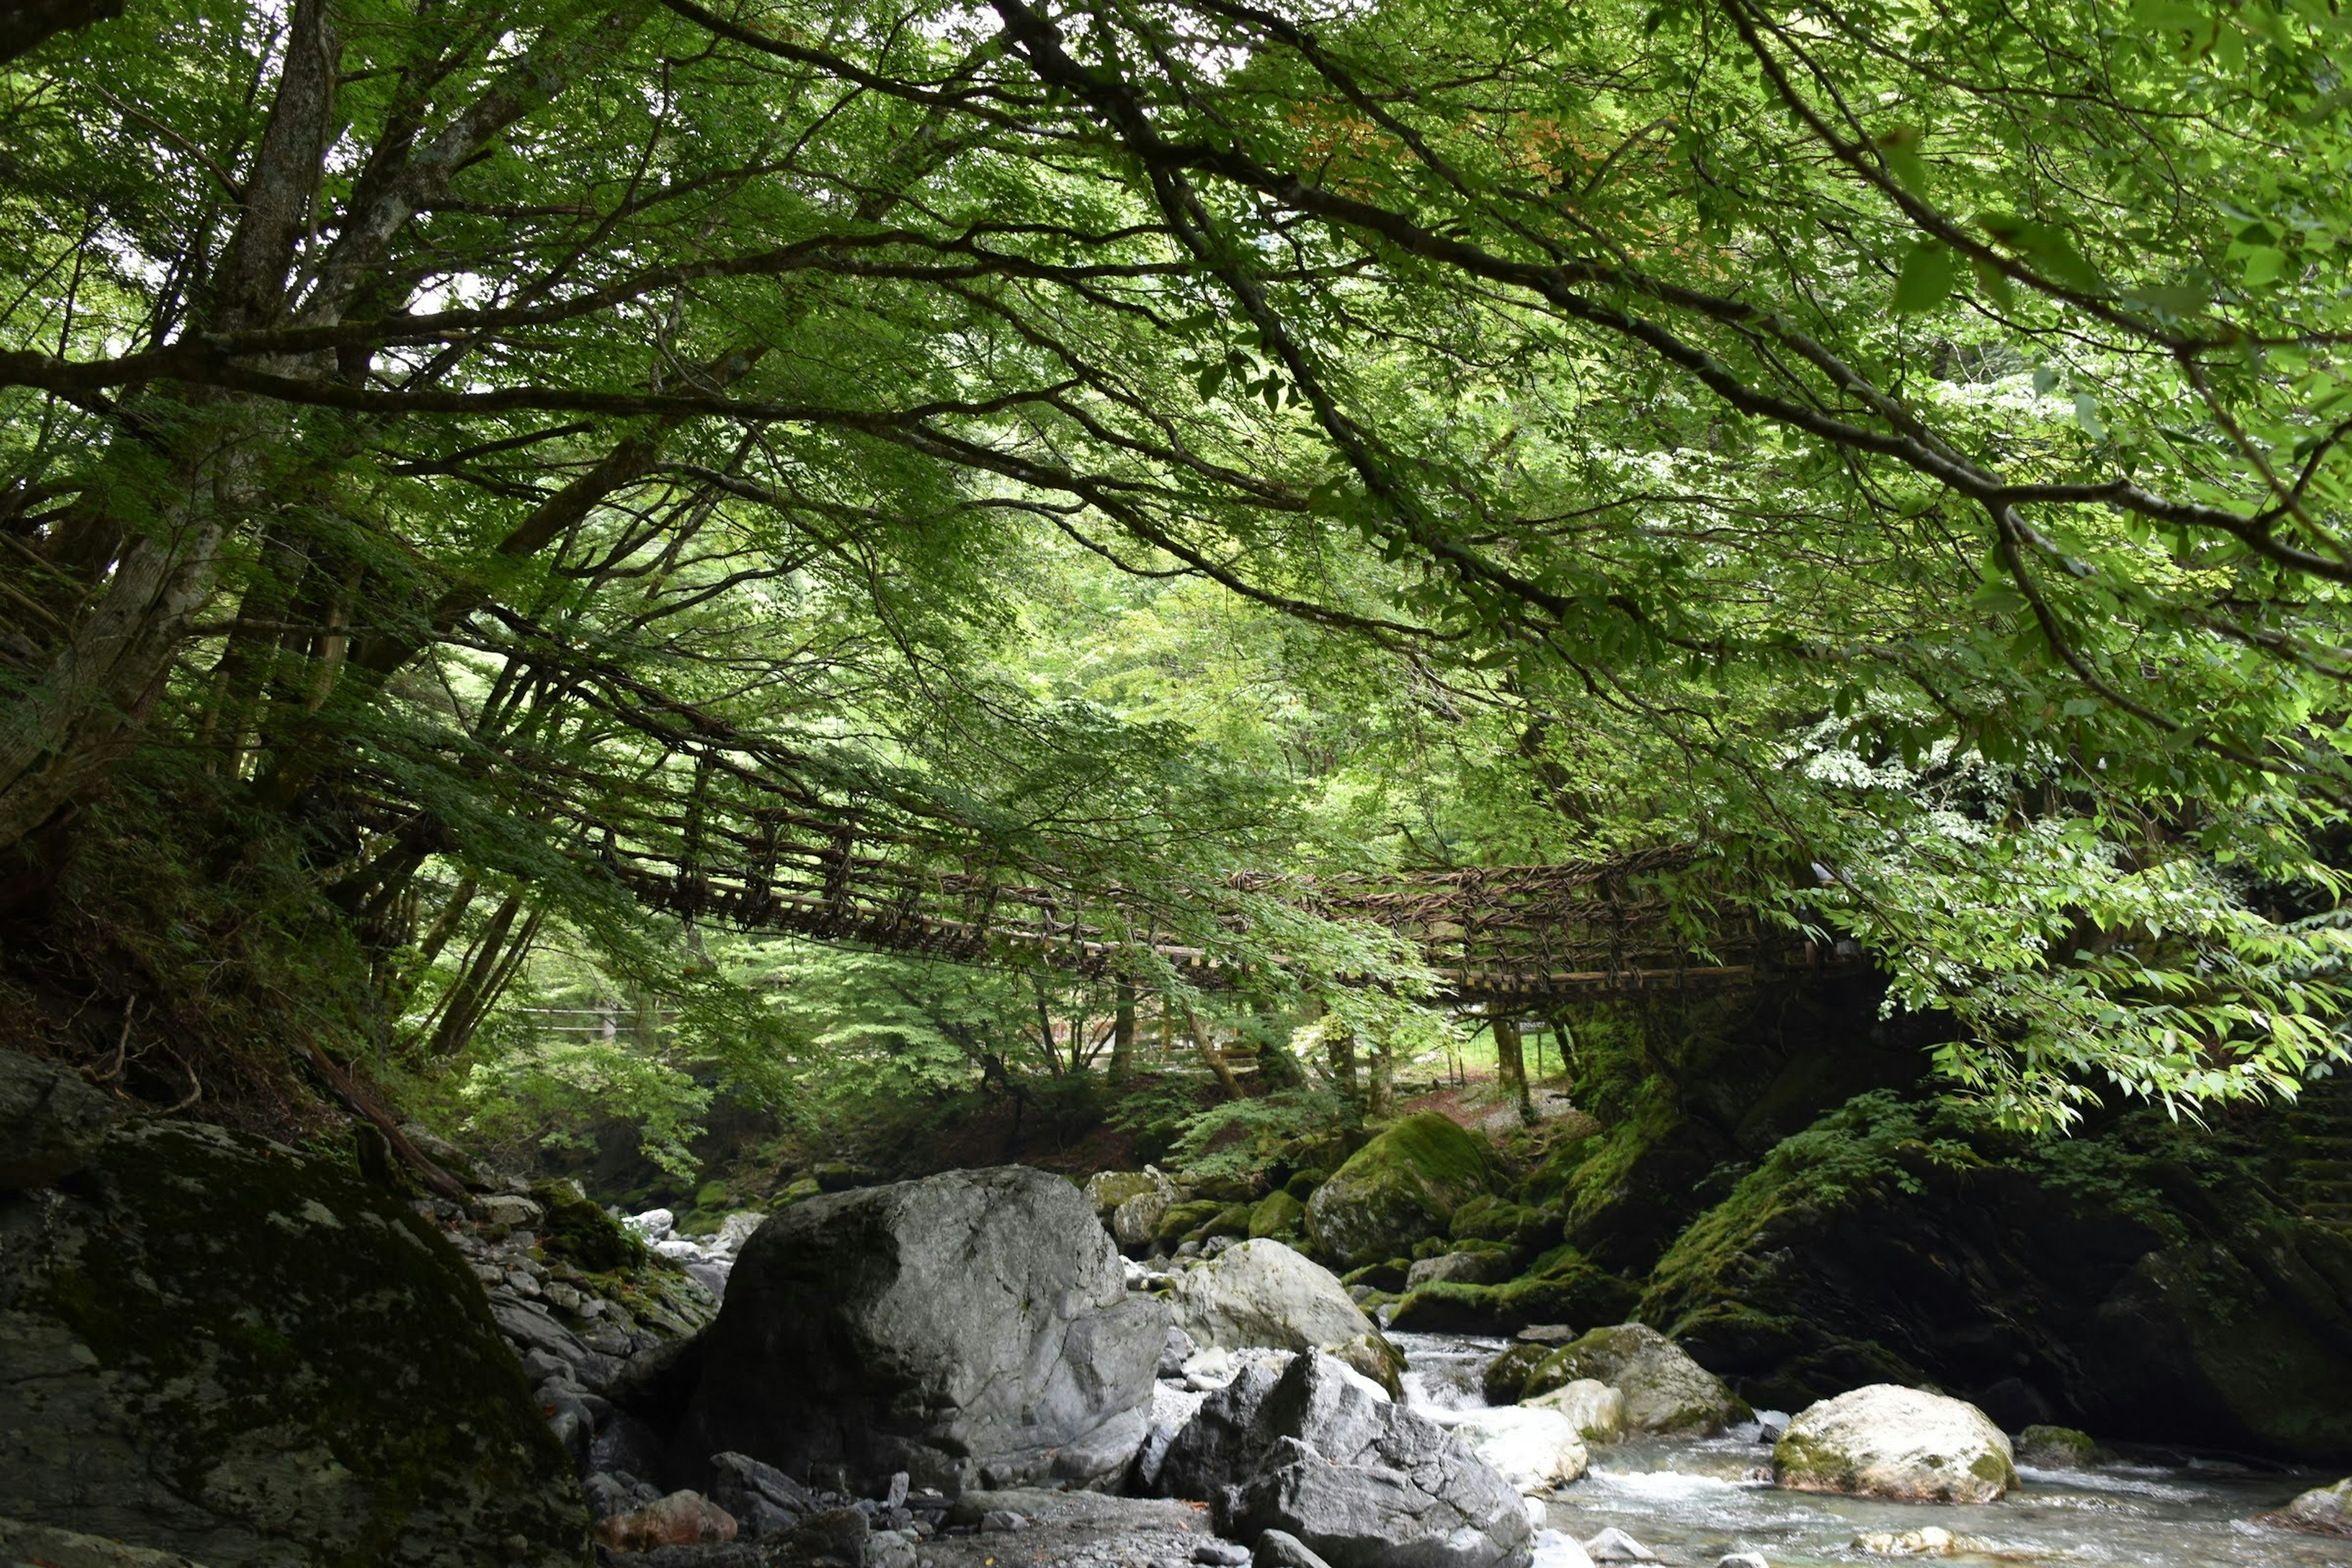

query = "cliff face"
[
  {"left": 0, "top": 1054, "right": 589, "bottom": 1566},
  {"left": 1641, "top": 1090, "right": 2352, "bottom": 1463}
]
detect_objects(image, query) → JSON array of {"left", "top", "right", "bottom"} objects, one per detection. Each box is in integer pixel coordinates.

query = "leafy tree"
[{"left": 3, "top": 0, "right": 2350, "bottom": 1147}]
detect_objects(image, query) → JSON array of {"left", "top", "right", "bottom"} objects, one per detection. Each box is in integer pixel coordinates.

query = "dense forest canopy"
[{"left": 5, "top": 0, "right": 2352, "bottom": 1153}]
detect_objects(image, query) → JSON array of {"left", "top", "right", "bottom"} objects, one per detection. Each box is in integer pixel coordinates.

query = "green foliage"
[{"left": 9, "top": 0, "right": 2352, "bottom": 1155}]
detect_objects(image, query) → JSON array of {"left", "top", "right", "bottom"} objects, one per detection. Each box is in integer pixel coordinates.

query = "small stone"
[
  {"left": 1581, "top": 1528, "right": 1656, "bottom": 1564},
  {"left": 886, "top": 1470, "right": 910, "bottom": 1509},
  {"left": 979, "top": 1510, "right": 1028, "bottom": 1533},
  {"left": 1515, "top": 1324, "right": 1577, "bottom": 1344},
  {"left": 1718, "top": 1555, "right": 1770, "bottom": 1568},
  {"left": 1192, "top": 1543, "right": 1250, "bottom": 1566}
]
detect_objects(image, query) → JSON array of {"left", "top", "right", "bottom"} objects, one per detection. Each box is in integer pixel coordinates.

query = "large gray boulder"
[
  {"left": 0, "top": 1049, "right": 120, "bottom": 1189},
  {"left": 1774, "top": 1384, "right": 2017, "bottom": 1503},
  {"left": 1157, "top": 1351, "right": 1531, "bottom": 1568},
  {"left": 1169, "top": 1240, "right": 1397, "bottom": 1373},
  {"left": 673, "top": 1166, "right": 1167, "bottom": 1493},
  {"left": 0, "top": 1112, "right": 586, "bottom": 1567}
]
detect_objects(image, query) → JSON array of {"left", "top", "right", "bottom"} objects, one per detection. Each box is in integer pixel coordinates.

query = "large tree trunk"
[
  {"left": 0, "top": 0, "right": 340, "bottom": 852},
  {"left": 1185, "top": 1009, "right": 1247, "bottom": 1101},
  {"left": 1108, "top": 981, "right": 1136, "bottom": 1082}
]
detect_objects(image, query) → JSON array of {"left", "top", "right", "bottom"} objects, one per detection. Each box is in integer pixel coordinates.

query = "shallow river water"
[{"left": 1385, "top": 1331, "right": 2352, "bottom": 1568}]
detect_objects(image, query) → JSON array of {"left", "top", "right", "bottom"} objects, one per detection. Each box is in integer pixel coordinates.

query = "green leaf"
[
  {"left": 1874, "top": 125, "right": 1931, "bottom": 197},
  {"left": 2073, "top": 392, "right": 2108, "bottom": 440},
  {"left": 1972, "top": 256, "right": 2016, "bottom": 309},
  {"left": 1893, "top": 240, "right": 1961, "bottom": 312}
]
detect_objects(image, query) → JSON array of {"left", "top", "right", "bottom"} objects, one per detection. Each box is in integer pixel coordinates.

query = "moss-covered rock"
[
  {"left": 1405, "top": 1242, "right": 1516, "bottom": 1289},
  {"left": 1340, "top": 1258, "right": 1412, "bottom": 1294},
  {"left": 1248, "top": 1188, "right": 1308, "bottom": 1240},
  {"left": 1156, "top": 1198, "right": 1225, "bottom": 1246},
  {"left": 0, "top": 1115, "right": 586, "bottom": 1566},
  {"left": 1523, "top": 1322, "right": 1747, "bottom": 1435},
  {"left": 1085, "top": 1170, "right": 1164, "bottom": 1220},
  {"left": 1449, "top": 1196, "right": 1553, "bottom": 1249},
  {"left": 2014, "top": 1424, "right": 2105, "bottom": 1469},
  {"left": 1482, "top": 1341, "right": 1555, "bottom": 1404},
  {"left": 1774, "top": 1384, "right": 2015, "bottom": 1503},
  {"left": 2261, "top": 1476, "right": 2352, "bottom": 1536},
  {"left": 1200, "top": 1202, "right": 1254, "bottom": 1242},
  {"left": 1642, "top": 1090, "right": 2352, "bottom": 1463},
  {"left": 532, "top": 1177, "right": 646, "bottom": 1273},
  {"left": 1305, "top": 1112, "right": 1493, "bottom": 1270},
  {"left": 1284, "top": 1168, "right": 1329, "bottom": 1201},
  {"left": 1389, "top": 1245, "right": 1637, "bottom": 1336}
]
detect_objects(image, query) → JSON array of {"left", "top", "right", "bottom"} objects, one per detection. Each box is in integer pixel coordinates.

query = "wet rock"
[
  {"left": 1527, "top": 1530, "right": 1594, "bottom": 1568},
  {"left": 673, "top": 1166, "right": 1166, "bottom": 1493},
  {"left": 1430, "top": 1405, "right": 1588, "bottom": 1493},
  {"left": 1305, "top": 1114, "right": 1493, "bottom": 1270},
  {"left": 0, "top": 1048, "right": 119, "bottom": 1189},
  {"left": 1521, "top": 1379, "right": 1623, "bottom": 1445},
  {"left": 2258, "top": 1475, "right": 2352, "bottom": 1535},
  {"left": 1521, "top": 1324, "right": 1746, "bottom": 1436},
  {"left": 1579, "top": 1529, "right": 1654, "bottom": 1564},
  {"left": 1156, "top": 1350, "right": 1530, "bottom": 1568},
  {"left": 0, "top": 1118, "right": 585, "bottom": 1566},
  {"left": 1716, "top": 1556, "right": 1769, "bottom": 1568},
  {"left": 1850, "top": 1526, "right": 1986, "bottom": 1556},
  {"left": 2012, "top": 1423, "right": 2104, "bottom": 1469},
  {"left": 1775, "top": 1385, "right": 2016, "bottom": 1504},
  {"left": 1482, "top": 1343, "right": 1553, "bottom": 1404},
  {"left": 1193, "top": 1542, "right": 1251, "bottom": 1566}
]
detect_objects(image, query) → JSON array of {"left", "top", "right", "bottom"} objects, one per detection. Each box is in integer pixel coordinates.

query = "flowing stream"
[{"left": 1385, "top": 1330, "right": 2351, "bottom": 1567}]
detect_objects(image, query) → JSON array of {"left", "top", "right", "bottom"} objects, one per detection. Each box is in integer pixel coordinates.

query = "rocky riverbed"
[{"left": 7, "top": 1046, "right": 2350, "bottom": 1568}]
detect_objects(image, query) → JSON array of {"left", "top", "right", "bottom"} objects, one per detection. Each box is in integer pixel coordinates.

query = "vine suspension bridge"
[{"left": 588, "top": 795, "right": 1864, "bottom": 1006}]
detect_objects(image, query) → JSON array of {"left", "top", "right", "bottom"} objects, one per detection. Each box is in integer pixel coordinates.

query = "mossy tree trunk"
[
  {"left": 1108, "top": 980, "right": 1136, "bottom": 1083},
  {"left": 1493, "top": 1016, "right": 1535, "bottom": 1123}
]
